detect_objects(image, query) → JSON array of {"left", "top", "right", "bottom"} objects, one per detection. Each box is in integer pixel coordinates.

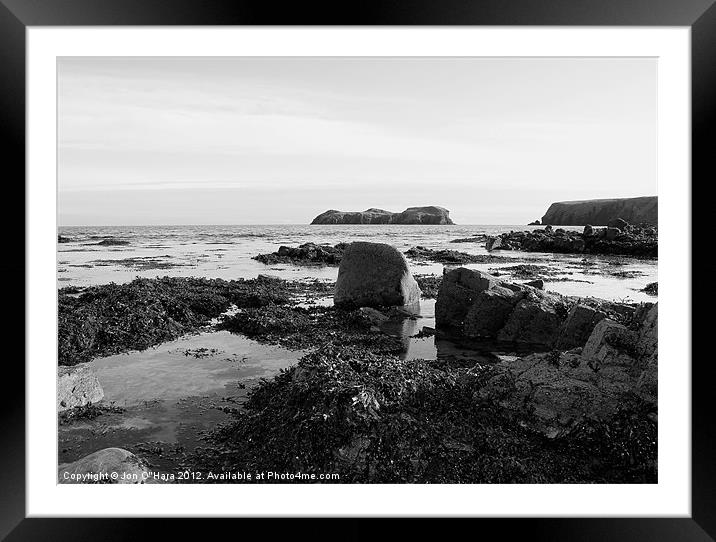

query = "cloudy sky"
[{"left": 58, "top": 57, "right": 656, "bottom": 225}]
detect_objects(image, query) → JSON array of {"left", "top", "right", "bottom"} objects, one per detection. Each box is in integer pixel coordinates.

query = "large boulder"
[
  {"left": 58, "top": 448, "right": 151, "bottom": 484},
  {"left": 58, "top": 363, "right": 104, "bottom": 411},
  {"left": 311, "top": 206, "right": 454, "bottom": 225},
  {"left": 436, "top": 268, "right": 572, "bottom": 347},
  {"left": 334, "top": 242, "right": 421, "bottom": 308}
]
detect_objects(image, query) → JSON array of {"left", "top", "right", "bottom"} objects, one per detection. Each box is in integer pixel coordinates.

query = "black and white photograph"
[{"left": 54, "top": 55, "right": 660, "bottom": 485}]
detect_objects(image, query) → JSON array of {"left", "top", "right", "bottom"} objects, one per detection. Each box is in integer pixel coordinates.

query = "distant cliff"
[
  {"left": 541, "top": 196, "right": 657, "bottom": 226},
  {"left": 311, "top": 206, "right": 455, "bottom": 225}
]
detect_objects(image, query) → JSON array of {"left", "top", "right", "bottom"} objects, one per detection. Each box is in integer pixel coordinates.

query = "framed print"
[{"left": 4, "top": 0, "right": 714, "bottom": 538}]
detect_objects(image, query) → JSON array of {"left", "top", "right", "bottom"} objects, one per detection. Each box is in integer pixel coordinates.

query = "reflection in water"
[{"left": 381, "top": 298, "right": 550, "bottom": 364}]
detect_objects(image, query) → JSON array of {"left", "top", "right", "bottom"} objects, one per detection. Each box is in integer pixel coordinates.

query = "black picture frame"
[{"left": 4, "top": 0, "right": 713, "bottom": 539}]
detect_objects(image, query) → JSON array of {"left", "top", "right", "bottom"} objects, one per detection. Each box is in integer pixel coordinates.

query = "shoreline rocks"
[
  {"left": 405, "top": 246, "right": 510, "bottom": 264},
  {"left": 484, "top": 220, "right": 657, "bottom": 257},
  {"left": 311, "top": 206, "right": 455, "bottom": 225},
  {"left": 97, "top": 238, "right": 130, "bottom": 246},
  {"left": 435, "top": 268, "right": 634, "bottom": 348},
  {"left": 254, "top": 242, "right": 347, "bottom": 266},
  {"left": 478, "top": 301, "right": 657, "bottom": 438},
  {"left": 334, "top": 242, "right": 421, "bottom": 308},
  {"left": 541, "top": 196, "right": 657, "bottom": 226}
]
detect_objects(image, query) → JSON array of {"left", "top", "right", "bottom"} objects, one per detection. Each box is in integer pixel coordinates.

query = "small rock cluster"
[
  {"left": 405, "top": 246, "right": 508, "bottom": 264},
  {"left": 253, "top": 242, "right": 348, "bottom": 266}
]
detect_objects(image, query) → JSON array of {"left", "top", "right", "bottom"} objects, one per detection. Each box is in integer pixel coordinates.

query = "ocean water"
[{"left": 58, "top": 224, "right": 657, "bottom": 302}]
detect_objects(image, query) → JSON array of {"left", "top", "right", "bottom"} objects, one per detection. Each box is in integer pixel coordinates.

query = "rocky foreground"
[
  {"left": 311, "top": 206, "right": 454, "bottom": 225},
  {"left": 59, "top": 242, "right": 657, "bottom": 484},
  {"left": 485, "top": 220, "right": 657, "bottom": 257}
]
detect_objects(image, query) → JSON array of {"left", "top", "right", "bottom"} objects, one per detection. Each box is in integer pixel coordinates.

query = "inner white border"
[{"left": 27, "top": 27, "right": 691, "bottom": 517}]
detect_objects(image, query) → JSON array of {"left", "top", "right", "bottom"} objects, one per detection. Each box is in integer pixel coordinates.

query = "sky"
[{"left": 58, "top": 56, "right": 657, "bottom": 225}]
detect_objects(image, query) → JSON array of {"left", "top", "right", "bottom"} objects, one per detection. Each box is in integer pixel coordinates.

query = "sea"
[{"left": 57, "top": 224, "right": 657, "bottom": 302}]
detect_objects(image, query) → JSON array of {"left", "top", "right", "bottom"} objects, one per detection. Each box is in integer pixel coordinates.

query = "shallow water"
[
  {"left": 58, "top": 224, "right": 657, "bottom": 303},
  {"left": 58, "top": 332, "right": 304, "bottom": 468}
]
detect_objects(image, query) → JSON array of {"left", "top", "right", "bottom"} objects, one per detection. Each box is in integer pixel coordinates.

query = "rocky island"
[
  {"left": 541, "top": 196, "right": 657, "bottom": 226},
  {"left": 311, "top": 206, "right": 455, "bottom": 225}
]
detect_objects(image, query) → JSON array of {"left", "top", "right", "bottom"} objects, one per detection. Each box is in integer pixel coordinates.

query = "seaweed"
[
  {"left": 58, "top": 275, "right": 292, "bottom": 366},
  {"left": 58, "top": 403, "right": 126, "bottom": 426},
  {"left": 217, "top": 304, "right": 404, "bottom": 355},
  {"left": 196, "top": 344, "right": 656, "bottom": 483},
  {"left": 414, "top": 274, "right": 442, "bottom": 299}
]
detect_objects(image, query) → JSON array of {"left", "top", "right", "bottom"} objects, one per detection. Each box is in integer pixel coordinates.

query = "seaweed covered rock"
[
  {"left": 405, "top": 246, "right": 508, "bottom": 264},
  {"left": 253, "top": 242, "right": 347, "bottom": 266},
  {"left": 97, "top": 238, "right": 130, "bottom": 246},
  {"left": 58, "top": 276, "right": 293, "bottom": 366},
  {"left": 334, "top": 242, "right": 421, "bottom": 309},
  {"left": 58, "top": 448, "right": 150, "bottom": 484},
  {"left": 483, "top": 222, "right": 657, "bottom": 257},
  {"left": 58, "top": 363, "right": 104, "bottom": 411}
]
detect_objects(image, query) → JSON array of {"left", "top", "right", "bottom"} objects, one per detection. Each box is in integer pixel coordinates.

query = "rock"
[
  {"left": 359, "top": 307, "right": 390, "bottom": 326},
  {"left": 525, "top": 279, "right": 544, "bottom": 289},
  {"left": 608, "top": 217, "right": 630, "bottom": 230},
  {"left": 435, "top": 268, "right": 571, "bottom": 347},
  {"left": 476, "top": 223, "right": 656, "bottom": 257},
  {"left": 554, "top": 304, "right": 607, "bottom": 350},
  {"left": 58, "top": 448, "right": 151, "bottom": 484},
  {"left": 497, "top": 291, "right": 567, "bottom": 346},
  {"left": 58, "top": 363, "right": 104, "bottom": 411},
  {"left": 463, "top": 286, "right": 523, "bottom": 338},
  {"left": 642, "top": 282, "right": 658, "bottom": 296},
  {"left": 334, "top": 242, "right": 421, "bottom": 308},
  {"left": 634, "top": 302, "right": 658, "bottom": 364},
  {"left": 97, "top": 238, "right": 129, "bottom": 246},
  {"left": 58, "top": 235, "right": 72, "bottom": 243},
  {"left": 582, "top": 319, "right": 637, "bottom": 368},
  {"left": 477, "top": 351, "right": 636, "bottom": 438},
  {"left": 477, "top": 304, "right": 658, "bottom": 437},
  {"left": 605, "top": 227, "right": 621, "bottom": 241},
  {"left": 541, "top": 196, "right": 657, "bottom": 226},
  {"left": 311, "top": 206, "right": 454, "bottom": 225},
  {"left": 528, "top": 220, "right": 541, "bottom": 225},
  {"left": 485, "top": 236, "right": 503, "bottom": 251},
  {"left": 254, "top": 242, "right": 346, "bottom": 266},
  {"left": 406, "top": 246, "right": 507, "bottom": 264}
]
